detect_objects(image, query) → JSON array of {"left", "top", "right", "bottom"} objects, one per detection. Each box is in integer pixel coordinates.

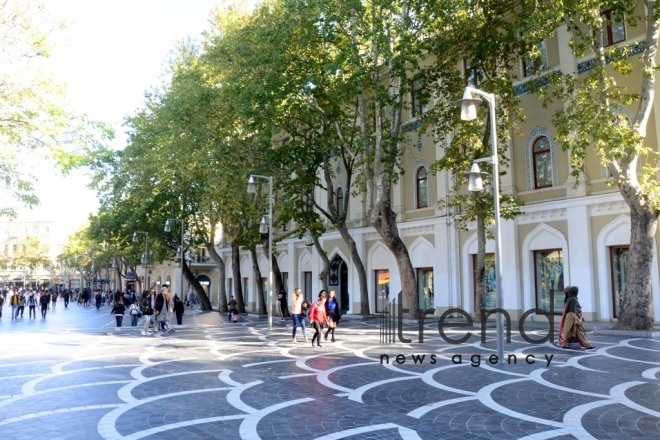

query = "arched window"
[
  {"left": 336, "top": 188, "right": 344, "bottom": 217},
  {"left": 533, "top": 136, "right": 553, "bottom": 189},
  {"left": 416, "top": 167, "right": 429, "bottom": 208}
]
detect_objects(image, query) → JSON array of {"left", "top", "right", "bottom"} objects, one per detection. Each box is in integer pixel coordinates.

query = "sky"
[{"left": 15, "top": 0, "right": 226, "bottom": 231}]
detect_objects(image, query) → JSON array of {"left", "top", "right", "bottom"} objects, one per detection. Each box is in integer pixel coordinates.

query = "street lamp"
[
  {"left": 164, "top": 219, "right": 185, "bottom": 300},
  {"left": 455, "top": 86, "right": 504, "bottom": 363},
  {"left": 247, "top": 174, "right": 274, "bottom": 330},
  {"left": 133, "top": 231, "right": 149, "bottom": 292}
]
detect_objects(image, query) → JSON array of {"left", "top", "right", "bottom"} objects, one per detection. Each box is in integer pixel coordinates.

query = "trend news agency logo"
[{"left": 378, "top": 290, "right": 558, "bottom": 367}]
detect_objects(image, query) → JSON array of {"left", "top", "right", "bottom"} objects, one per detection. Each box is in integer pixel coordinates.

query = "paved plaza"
[{"left": 0, "top": 300, "right": 658, "bottom": 440}]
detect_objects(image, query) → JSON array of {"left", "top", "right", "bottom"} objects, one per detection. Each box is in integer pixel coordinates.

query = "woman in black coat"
[{"left": 173, "top": 296, "right": 185, "bottom": 325}]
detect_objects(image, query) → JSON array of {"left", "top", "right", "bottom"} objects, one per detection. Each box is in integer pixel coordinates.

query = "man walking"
[
  {"left": 40, "top": 290, "right": 50, "bottom": 318},
  {"left": 27, "top": 293, "right": 37, "bottom": 319},
  {"left": 141, "top": 288, "right": 155, "bottom": 336},
  {"left": 10, "top": 290, "right": 20, "bottom": 319}
]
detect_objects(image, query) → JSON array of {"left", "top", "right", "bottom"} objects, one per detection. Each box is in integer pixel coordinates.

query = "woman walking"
[
  {"left": 173, "top": 296, "right": 185, "bottom": 325},
  {"left": 309, "top": 291, "right": 328, "bottom": 347},
  {"left": 324, "top": 290, "right": 341, "bottom": 342},
  {"left": 290, "top": 288, "right": 308, "bottom": 344},
  {"left": 129, "top": 299, "right": 140, "bottom": 326},
  {"left": 111, "top": 298, "right": 126, "bottom": 328}
]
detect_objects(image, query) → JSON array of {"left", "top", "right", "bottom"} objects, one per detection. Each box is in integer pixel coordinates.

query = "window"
[
  {"left": 473, "top": 254, "right": 496, "bottom": 312},
  {"left": 534, "top": 249, "right": 564, "bottom": 314},
  {"left": 375, "top": 269, "right": 390, "bottom": 313},
  {"left": 228, "top": 278, "right": 234, "bottom": 300},
  {"left": 282, "top": 272, "right": 289, "bottom": 295},
  {"left": 417, "top": 268, "right": 433, "bottom": 311},
  {"left": 610, "top": 246, "right": 628, "bottom": 318},
  {"left": 532, "top": 136, "right": 553, "bottom": 188},
  {"left": 464, "top": 58, "right": 485, "bottom": 86},
  {"left": 601, "top": 8, "right": 625, "bottom": 47},
  {"left": 411, "top": 77, "right": 428, "bottom": 117},
  {"left": 304, "top": 271, "right": 313, "bottom": 302},
  {"left": 262, "top": 277, "right": 268, "bottom": 304},
  {"left": 336, "top": 187, "right": 345, "bottom": 217},
  {"left": 243, "top": 277, "right": 250, "bottom": 305},
  {"left": 416, "top": 167, "right": 429, "bottom": 208},
  {"left": 522, "top": 40, "right": 547, "bottom": 77}
]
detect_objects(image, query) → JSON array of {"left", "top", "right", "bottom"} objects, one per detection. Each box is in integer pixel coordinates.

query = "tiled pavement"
[{"left": 0, "top": 301, "right": 658, "bottom": 439}]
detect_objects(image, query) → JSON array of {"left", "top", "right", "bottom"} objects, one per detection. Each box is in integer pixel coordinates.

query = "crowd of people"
[{"left": 0, "top": 285, "right": 186, "bottom": 336}]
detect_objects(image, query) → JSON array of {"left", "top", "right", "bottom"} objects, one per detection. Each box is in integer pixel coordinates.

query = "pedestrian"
[
  {"left": 51, "top": 291, "right": 57, "bottom": 309},
  {"left": 0, "top": 292, "right": 4, "bottom": 318},
  {"left": 290, "top": 288, "right": 308, "bottom": 344},
  {"left": 141, "top": 289, "right": 155, "bottom": 336},
  {"left": 18, "top": 294, "right": 25, "bottom": 318},
  {"left": 324, "top": 290, "right": 341, "bottom": 342},
  {"left": 95, "top": 290, "right": 103, "bottom": 310},
  {"left": 309, "top": 291, "right": 328, "bottom": 347},
  {"left": 10, "top": 290, "right": 20, "bottom": 319},
  {"left": 173, "top": 296, "right": 184, "bottom": 325},
  {"left": 187, "top": 288, "right": 194, "bottom": 308},
  {"left": 278, "top": 289, "right": 289, "bottom": 320},
  {"left": 162, "top": 289, "right": 174, "bottom": 333},
  {"left": 111, "top": 298, "right": 125, "bottom": 328},
  {"left": 228, "top": 297, "right": 238, "bottom": 321},
  {"left": 559, "top": 286, "right": 595, "bottom": 350},
  {"left": 27, "top": 293, "right": 37, "bottom": 319},
  {"left": 62, "top": 289, "right": 70, "bottom": 308},
  {"left": 40, "top": 291, "right": 49, "bottom": 318},
  {"left": 129, "top": 299, "right": 140, "bottom": 326}
]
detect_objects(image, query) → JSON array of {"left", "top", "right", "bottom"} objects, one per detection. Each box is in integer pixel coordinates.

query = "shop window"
[
  {"left": 534, "top": 249, "right": 564, "bottom": 314},
  {"left": 533, "top": 136, "right": 553, "bottom": 188},
  {"left": 472, "top": 254, "right": 496, "bottom": 311},
  {"left": 610, "top": 246, "right": 628, "bottom": 318},
  {"left": 417, "top": 268, "right": 433, "bottom": 311},
  {"left": 375, "top": 269, "right": 390, "bottom": 313},
  {"left": 304, "top": 271, "right": 313, "bottom": 302}
]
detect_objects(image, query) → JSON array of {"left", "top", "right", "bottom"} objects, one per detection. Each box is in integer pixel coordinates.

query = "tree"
[
  {"left": 0, "top": 1, "right": 108, "bottom": 217},
  {"left": 535, "top": 0, "right": 658, "bottom": 330},
  {"left": 13, "top": 235, "right": 51, "bottom": 280}
]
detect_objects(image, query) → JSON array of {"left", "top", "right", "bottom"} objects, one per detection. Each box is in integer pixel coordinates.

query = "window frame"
[
  {"left": 415, "top": 167, "right": 429, "bottom": 209},
  {"left": 532, "top": 136, "right": 553, "bottom": 189},
  {"left": 522, "top": 39, "right": 547, "bottom": 78},
  {"left": 336, "top": 187, "right": 345, "bottom": 217},
  {"left": 610, "top": 245, "right": 629, "bottom": 318},
  {"left": 411, "top": 76, "right": 428, "bottom": 118},
  {"left": 601, "top": 8, "right": 626, "bottom": 47},
  {"left": 533, "top": 248, "right": 564, "bottom": 315},
  {"left": 417, "top": 267, "right": 433, "bottom": 311},
  {"left": 464, "top": 58, "right": 484, "bottom": 87}
]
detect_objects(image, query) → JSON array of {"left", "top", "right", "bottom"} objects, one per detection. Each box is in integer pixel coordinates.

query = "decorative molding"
[
  {"left": 588, "top": 200, "right": 628, "bottom": 216},
  {"left": 577, "top": 40, "right": 646, "bottom": 75},
  {"left": 519, "top": 208, "right": 567, "bottom": 225}
]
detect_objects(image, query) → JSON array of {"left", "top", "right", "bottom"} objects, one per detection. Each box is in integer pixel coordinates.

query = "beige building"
[{"left": 157, "top": 10, "right": 659, "bottom": 324}]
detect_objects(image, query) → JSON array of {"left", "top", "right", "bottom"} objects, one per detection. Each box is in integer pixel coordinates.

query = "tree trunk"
[
  {"left": 474, "top": 213, "right": 486, "bottom": 322},
  {"left": 271, "top": 253, "right": 289, "bottom": 317},
  {"left": 336, "top": 223, "right": 369, "bottom": 314},
  {"left": 250, "top": 247, "right": 267, "bottom": 315},
  {"left": 182, "top": 260, "right": 213, "bottom": 311},
  {"left": 615, "top": 183, "right": 657, "bottom": 330},
  {"left": 312, "top": 235, "right": 330, "bottom": 292},
  {"left": 207, "top": 242, "right": 228, "bottom": 313},
  {"left": 371, "top": 198, "right": 419, "bottom": 319},
  {"left": 231, "top": 243, "right": 246, "bottom": 313}
]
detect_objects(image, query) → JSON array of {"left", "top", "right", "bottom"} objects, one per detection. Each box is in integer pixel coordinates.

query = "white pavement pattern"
[{"left": 0, "top": 299, "right": 658, "bottom": 439}]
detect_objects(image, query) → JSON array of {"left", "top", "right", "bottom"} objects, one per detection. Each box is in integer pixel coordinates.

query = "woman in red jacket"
[{"left": 309, "top": 291, "right": 328, "bottom": 347}]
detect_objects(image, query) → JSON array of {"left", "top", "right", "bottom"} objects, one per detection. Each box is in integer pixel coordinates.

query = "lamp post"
[
  {"left": 164, "top": 219, "right": 185, "bottom": 300},
  {"left": 247, "top": 174, "right": 274, "bottom": 330},
  {"left": 456, "top": 86, "right": 504, "bottom": 363},
  {"left": 132, "top": 231, "right": 149, "bottom": 292}
]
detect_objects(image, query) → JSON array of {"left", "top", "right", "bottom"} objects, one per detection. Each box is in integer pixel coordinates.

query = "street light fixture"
[
  {"left": 247, "top": 174, "right": 274, "bottom": 330},
  {"left": 455, "top": 86, "right": 505, "bottom": 363},
  {"left": 133, "top": 231, "right": 149, "bottom": 292},
  {"left": 164, "top": 218, "right": 185, "bottom": 300}
]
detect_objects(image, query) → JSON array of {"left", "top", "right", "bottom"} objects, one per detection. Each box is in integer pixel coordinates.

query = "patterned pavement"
[{"left": 0, "top": 299, "right": 658, "bottom": 439}]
